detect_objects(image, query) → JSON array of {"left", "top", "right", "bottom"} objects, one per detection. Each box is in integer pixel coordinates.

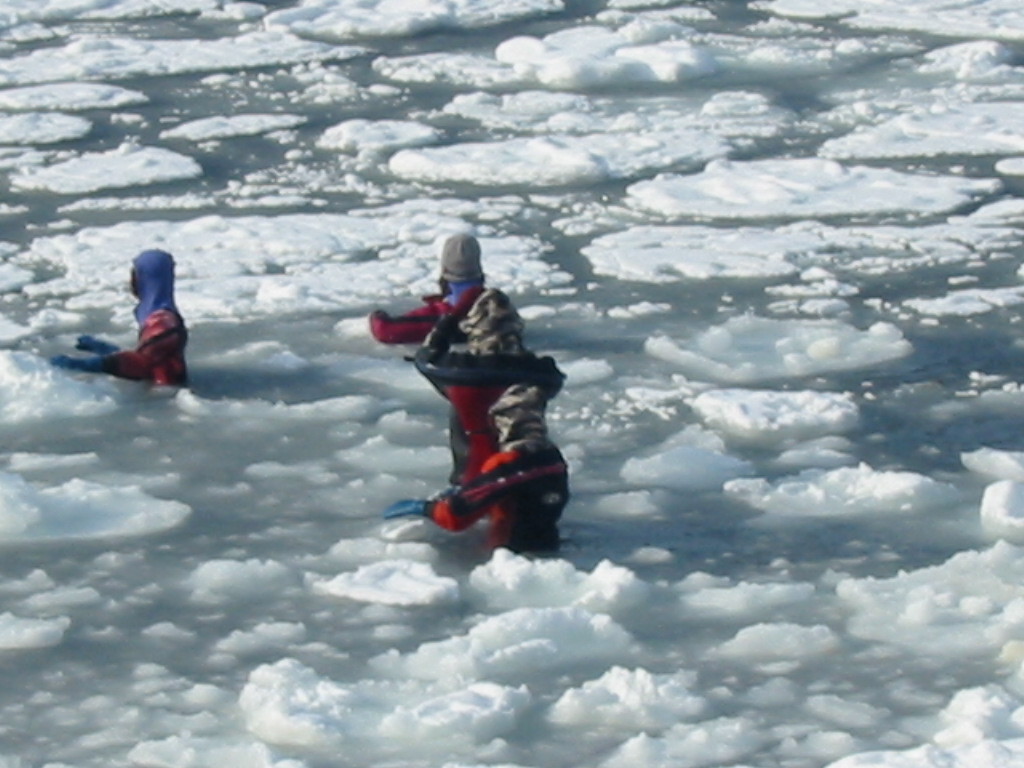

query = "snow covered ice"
[{"left": 7, "top": 1, "right": 1024, "bottom": 768}]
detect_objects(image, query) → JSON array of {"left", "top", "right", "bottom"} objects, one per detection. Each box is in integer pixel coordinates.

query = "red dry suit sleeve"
[
  {"left": 429, "top": 451, "right": 522, "bottom": 532},
  {"left": 102, "top": 309, "right": 188, "bottom": 386},
  {"left": 368, "top": 296, "right": 450, "bottom": 344}
]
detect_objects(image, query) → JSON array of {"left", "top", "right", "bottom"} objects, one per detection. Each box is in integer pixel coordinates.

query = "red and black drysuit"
[
  {"left": 102, "top": 308, "right": 188, "bottom": 386},
  {"left": 368, "top": 286, "right": 484, "bottom": 345},
  {"left": 413, "top": 346, "right": 565, "bottom": 485},
  {"left": 428, "top": 442, "right": 569, "bottom": 552},
  {"left": 51, "top": 249, "right": 188, "bottom": 386}
]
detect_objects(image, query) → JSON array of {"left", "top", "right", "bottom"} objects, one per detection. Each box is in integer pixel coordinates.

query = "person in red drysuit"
[
  {"left": 415, "top": 287, "right": 564, "bottom": 485},
  {"left": 368, "top": 233, "right": 486, "bottom": 345},
  {"left": 383, "top": 383, "right": 568, "bottom": 553},
  {"left": 51, "top": 249, "right": 188, "bottom": 386}
]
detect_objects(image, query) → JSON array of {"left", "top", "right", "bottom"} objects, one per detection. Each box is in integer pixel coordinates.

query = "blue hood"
[{"left": 132, "top": 249, "right": 179, "bottom": 325}]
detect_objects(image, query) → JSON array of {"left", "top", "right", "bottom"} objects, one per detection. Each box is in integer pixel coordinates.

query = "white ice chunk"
[
  {"left": 963, "top": 448, "right": 1024, "bottom": 482},
  {"left": 12, "top": 144, "right": 202, "bottom": 194},
  {"left": 160, "top": 114, "right": 307, "bottom": 141},
  {"left": 187, "top": 559, "right": 299, "bottom": 605},
  {"left": 128, "top": 735, "right": 306, "bottom": 768},
  {"left": 379, "top": 682, "right": 532, "bottom": 743},
  {"left": 691, "top": 388, "right": 859, "bottom": 445},
  {"left": 710, "top": 622, "right": 839, "bottom": 660},
  {"left": 371, "top": 606, "right": 634, "bottom": 682},
  {"left": 0, "top": 472, "right": 190, "bottom": 542},
  {"left": 822, "top": 103, "right": 1024, "bottom": 160},
  {"left": 823, "top": 739, "right": 1024, "bottom": 768},
  {"left": 835, "top": 541, "right": 1024, "bottom": 656},
  {"left": 980, "top": 481, "right": 1024, "bottom": 542},
  {"left": 676, "top": 576, "right": 816, "bottom": 619},
  {"left": 934, "top": 685, "right": 1024, "bottom": 748},
  {"left": 548, "top": 666, "right": 706, "bottom": 729},
  {"left": 467, "top": 549, "right": 650, "bottom": 615},
  {"left": 389, "top": 129, "right": 725, "bottom": 189},
  {"left": 0, "top": 112, "right": 91, "bottom": 145},
  {"left": 725, "top": 462, "right": 959, "bottom": 519},
  {"left": 318, "top": 118, "right": 440, "bottom": 155},
  {"left": 310, "top": 560, "right": 459, "bottom": 606},
  {"left": 240, "top": 658, "right": 382, "bottom": 748},
  {"left": 265, "top": 0, "right": 564, "bottom": 40},
  {"left": 583, "top": 225, "right": 799, "bottom": 282},
  {"left": 0, "top": 612, "right": 70, "bottom": 650},
  {"left": 600, "top": 717, "right": 767, "bottom": 768},
  {"left": 0, "top": 32, "right": 363, "bottom": 87},
  {"left": 626, "top": 158, "right": 1000, "bottom": 221},
  {"left": 0, "top": 351, "right": 119, "bottom": 422},
  {"left": 621, "top": 443, "right": 752, "bottom": 492},
  {"left": 646, "top": 315, "right": 912, "bottom": 384},
  {"left": 756, "top": 0, "right": 1024, "bottom": 43},
  {"left": 0, "top": 82, "right": 147, "bottom": 111}
]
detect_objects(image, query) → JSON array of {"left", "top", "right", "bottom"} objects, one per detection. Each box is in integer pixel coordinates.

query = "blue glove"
[
  {"left": 51, "top": 354, "right": 104, "bottom": 373},
  {"left": 383, "top": 499, "right": 429, "bottom": 519},
  {"left": 75, "top": 335, "right": 119, "bottom": 355}
]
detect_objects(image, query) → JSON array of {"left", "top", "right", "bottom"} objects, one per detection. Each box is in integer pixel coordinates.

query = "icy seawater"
[{"left": 6, "top": 1, "right": 1024, "bottom": 767}]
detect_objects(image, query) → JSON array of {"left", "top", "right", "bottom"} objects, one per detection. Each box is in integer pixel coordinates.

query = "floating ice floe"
[
  {"left": 980, "top": 481, "right": 1024, "bottom": 542},
  {"left": 161, "top": 114, "right": 308, "bottom": 142},
  {"left": 691, "top": 389, "right": 859, "bottom": 445},
  {"left": 725, "top": 462, "right": 960, "bottom": 519},
  {"left": 675, "top": 573, "right": 816, "bottom": 619},
  {"left": 834, "top": 540, "right": 1024, "bottom": 659},
  {"left": 494, "top": 22, "right": 717, "bottom": 88},
  {"left": 904, "top": 285, "right": 1024, "bottom": 317},
  {"left": 0, "top": 32, "right": 363, "bottom": 87},
  {"left": 962, "top": 447, "right": 1024, "bottom": 483},
  {"left": 11, "top": 144, "right": 203, "bottom": 194},
  {"left": 646, "top": 315, "right": 912, "bottom": 384},
  {"left": 578, "top": 214, "right": 1022, "bottom": 281},
  {"left": 821, "top": 102, "right": 1024, "bottom": 160},
  {"left": 187, "top": 559, "right": 300, "bottom": 605},
  {"left": 825, "top": 739, "right": 1024, "bottom": 768},
  {"left": 128, "top": 736, "right": 304, "bottom": 768},
  {"left": 0, "top": 0, "right": 222, "bottom": 25},
  {"left": 0, "top": 351, "right": 118, "bottom": 423},
  {"left": 547, "top": 666, "right": 706, "bottom": 730},
  {"left": 310, "top": 559, "right": 460, "bottom": 606},
  {"left": 317, "top": 118, "right": 441, "bottom": 155},
  {"left": 0, "top": 612, "right": 70, "bottom": 650},
  {"left": 370, "top": 606, "right": 635, "bottom": 683},
  {"left": 621, "top": 442, "right": 753, "bottom": 492},
  {"left": 16, "top": 209, "right": 568, "bottom": 325},
  {"left": 0, "top": 81, "right": 148, "bottom": 110},
  {"left": 0, "top": 112, "right": 91, "bottom": 145},
  {"left": 240, "top": 657, "right": 532, "bottom": 752},
  {"left": 755, "top": 0, "right": 1024, "bottom": 43},
  {"left": 625, "top": 158, "right": 1001, "bottom": 221},
  {"left": 467, "top": 549, "right": 650, "bottom": 615},
  {"left": 388, "top": 128, "right": 727, "bottom": 189},
  {"left": 0, "top": 471, "right": 190, "bottom": 542},
  {"left": 265, "top": 0, "right": 564, "bottom": 40}
]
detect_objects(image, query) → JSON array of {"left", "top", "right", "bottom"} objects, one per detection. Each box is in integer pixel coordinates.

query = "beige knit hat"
[
  {"left": 440, "top": 234, "right": 483, "bottom": 282},
  {"left": 460, "top": 289, "right": 525, "bottom": 354},
  {"left": 489, "top": 384, "right": 550, "bottom": 449}
]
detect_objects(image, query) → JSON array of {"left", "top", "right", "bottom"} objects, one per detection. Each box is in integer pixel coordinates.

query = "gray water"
[{"left": 2, "top": 2, "right": 1024, "bottom": 767}]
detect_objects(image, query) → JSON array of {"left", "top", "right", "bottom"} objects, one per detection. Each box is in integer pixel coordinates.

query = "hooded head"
[
  {"left": 131, "top": 249, "right": 179, "bottom": 325},
  {"left": 489, "top": 384, "right": 551, "bottom": 451},
  {"left": 440, "top": 234, "right": 483, "bottom": 283},
  {"left": 459, "top": 288, "right": 525, "bottom": 355}
]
